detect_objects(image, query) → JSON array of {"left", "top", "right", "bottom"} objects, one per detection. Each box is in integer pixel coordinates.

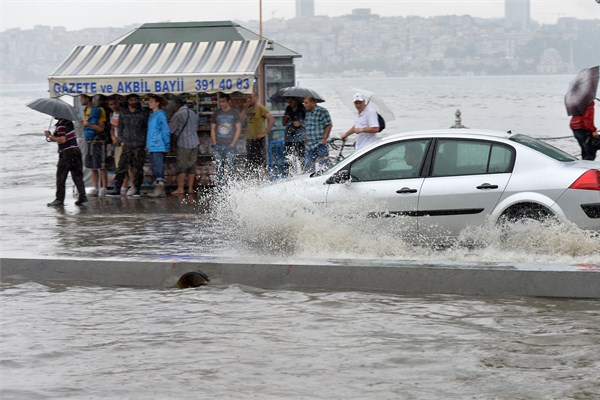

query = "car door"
[
  {"left": 325, "top": 139, "right": 430, "bottom": 237},
  {"left": 417, "top": 138, "right": 514, "bottom": 239}
]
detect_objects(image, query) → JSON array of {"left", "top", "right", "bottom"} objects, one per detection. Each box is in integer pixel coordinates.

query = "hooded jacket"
[{"left": 146, "top": 109, "right": 170, "bottom": 153}]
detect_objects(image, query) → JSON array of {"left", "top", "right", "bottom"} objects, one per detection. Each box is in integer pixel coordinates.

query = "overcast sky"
[{"left": 1, "top": 0, "right": 599, "bottom": 32}]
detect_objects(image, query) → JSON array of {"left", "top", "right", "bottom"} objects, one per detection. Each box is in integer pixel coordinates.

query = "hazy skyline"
[{"left": 1, "top": 0, "right": 599, "bottom": 32}]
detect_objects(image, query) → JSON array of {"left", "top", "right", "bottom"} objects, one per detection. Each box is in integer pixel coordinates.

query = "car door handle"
[
  {"left": 476, "top": 183, "right": 499, "bottom": 190},
  {"left": 396, "top": 187, "right": 418, "bottom": 194}
]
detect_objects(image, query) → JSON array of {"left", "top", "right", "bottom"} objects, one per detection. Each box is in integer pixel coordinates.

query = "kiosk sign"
[{"left": 49, "top": 76, "right": 254, "bottom": 97}]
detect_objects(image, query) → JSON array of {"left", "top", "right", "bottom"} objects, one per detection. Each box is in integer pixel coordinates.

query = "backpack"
[
  {"left": 84, "top": 106, "right": 101, "bottom": 140},
  {"left": 377, "top": 112, "right": 386, "bottom": 132}
]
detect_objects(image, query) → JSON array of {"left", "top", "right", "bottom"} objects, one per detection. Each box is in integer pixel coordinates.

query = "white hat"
[{"left": 353, "top": 93, "right": 366, "bottom": 102}]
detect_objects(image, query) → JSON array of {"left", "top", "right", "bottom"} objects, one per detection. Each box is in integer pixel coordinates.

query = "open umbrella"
[
  {"left": 564, "top": 65, "right": 599, "bottom": 116},
  {"left": 270, "top": 87, "right": 325, "bottom": 103},
  {"left": 336, "top": 86, "right": 396, "bottom": 122},
  {"left": 26, "top": 97, "right": 80, "bottom": 121}
]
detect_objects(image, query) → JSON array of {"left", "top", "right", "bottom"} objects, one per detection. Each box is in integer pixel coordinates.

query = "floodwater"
[{"left": 1, "top": 77, "right": 599, "bottom": 399}]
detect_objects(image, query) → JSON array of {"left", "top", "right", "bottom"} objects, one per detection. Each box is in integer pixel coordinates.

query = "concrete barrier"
[{"left": 1, "top": 257, "right": 599, "bottom": 298}]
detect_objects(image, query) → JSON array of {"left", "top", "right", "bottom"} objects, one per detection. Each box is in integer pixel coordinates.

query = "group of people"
[
  {"left": 45, "top": 89, "right": 384, "bottom": 207},
  {"left": 281, "top": 92, "right": 381, "bottom": 173},
  {"left": 45, "top": 91, "right": 280, "bottom": 207}
]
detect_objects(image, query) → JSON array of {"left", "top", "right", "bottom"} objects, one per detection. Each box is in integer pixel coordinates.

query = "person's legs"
[
  {"left": 172, "top": 173, "right": 186, "bottom": 195},
  {"left": 186, "top": 147, "right": 198, "bottom": 193},
  {"left": 91, "top": 169, "right": 99, "bottom": 193},
  {"left": 131, "top": 147, "right": 146, "bottom": 192},
  {"left": 573, "top": 129, "right": 594, "bottom": 160},
  {"left": 84, "top": 143, "right": 97, "bottom": 195},
  {"left": 246, "top": 138, "right": 265, "bottom": 176},
  {"left": 212, "top": 145, "right": 226, "bottom": 186},
  {"left": 68, "top": 149, "right": 87, "bottom": 204},
  {"left": 108, "top": 146, "right": 130, "bottom": 196},
  {"left": 186, "top": 173, "right": 195, "bottom": 193},
  {"left": 317, "top": 143, "right": 332, "bottom": 170},
  {"left": 54, "top": 152, "right": 69, "bottom": 203},
  {"left": 149, "top": 152, "right": 165, "bottom": 183},
  {"left": 99, "top": 143, "right": 108, "bottom": 194},
  {"left": 100, "top": 169, "right": 108, "bottom": 193},
  {"left": 304, "top": 147, "right": 317, "bottom": 172},
  {"left": 224, "top": 146, "right": 237, "bottom": 183},
  {"left": 148, "top": 152, "right": 166, "bottom": 198}
]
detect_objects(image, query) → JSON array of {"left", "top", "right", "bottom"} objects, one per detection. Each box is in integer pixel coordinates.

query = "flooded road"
[{"left": 1, "top": 78, "right": 599, "bottom": 399}]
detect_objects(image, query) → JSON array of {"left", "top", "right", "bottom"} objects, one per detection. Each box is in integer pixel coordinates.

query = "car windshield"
[{"left": 509, "top": 134, "right": 577, "bottom": 162}]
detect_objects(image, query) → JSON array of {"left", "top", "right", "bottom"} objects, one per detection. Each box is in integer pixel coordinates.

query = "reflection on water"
[{"left": 1, "top": 283, "right": 599, "bottom": 400}]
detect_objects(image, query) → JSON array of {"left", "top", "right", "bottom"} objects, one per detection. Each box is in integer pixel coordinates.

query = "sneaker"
[
  {"left": 120, "top": 188, "right": 127, "bottom": 196},
  {"left": 106, "top": 188, "right": 122, "bottom": 197},
  {"left": 98, "top": 188, "right": 107, "bottom": 197},
  {"left": 47, "top": 199, "right": 64, "bottom": 207},
  {"left": 75, "top": 197, "right": 88, "bottom": 206},
  {"left": 89, "top": 188, "right": 98, "bottom": 197},
  {"left": 131, "top": 189, "right": 141, "bottom": 198},
  {"left": 127, "top": 187, "right": 137, "bottom": 196}
]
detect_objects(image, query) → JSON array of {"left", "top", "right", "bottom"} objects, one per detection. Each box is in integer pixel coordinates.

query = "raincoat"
[{"left": 146, "top": 109, "right": 170, "bottom": 153}]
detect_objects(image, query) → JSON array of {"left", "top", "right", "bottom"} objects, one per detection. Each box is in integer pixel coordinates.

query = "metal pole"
[{"left": 258, "top": 0, "right": 265, "bottom": 103}]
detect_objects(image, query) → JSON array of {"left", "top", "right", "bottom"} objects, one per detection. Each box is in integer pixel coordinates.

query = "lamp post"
[{"left": 258, "top": 0, "right": 265, "bottom": 102}]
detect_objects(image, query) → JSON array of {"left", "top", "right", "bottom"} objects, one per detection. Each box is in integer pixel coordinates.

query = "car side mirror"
[{"left": 326, "top": 170, "right": 351, "bottom": 184}]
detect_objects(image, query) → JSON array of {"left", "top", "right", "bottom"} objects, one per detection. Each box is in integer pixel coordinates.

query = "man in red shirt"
[{"left": 570, "top": 99, "right": 599, "bottom": 160}]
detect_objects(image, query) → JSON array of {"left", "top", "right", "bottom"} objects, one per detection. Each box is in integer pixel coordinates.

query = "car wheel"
[{"left": 498, "top": 202, "right": 556, "bottom": 225}]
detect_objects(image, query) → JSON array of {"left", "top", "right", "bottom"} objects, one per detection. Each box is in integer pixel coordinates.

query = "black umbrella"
[
  {"left": 270, "top": 87, "right": 325, "bottom": 103},
  {"left": 26, "top": 97, "right": 81, "bottom": 121},
  {"left": 564, "top": 65, "right": 599, "bottom": 116}
]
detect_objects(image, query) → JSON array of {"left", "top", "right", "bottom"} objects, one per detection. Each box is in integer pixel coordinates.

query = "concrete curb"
[{"left": 1, "top": 257, "right": 599, "bottom": 298}]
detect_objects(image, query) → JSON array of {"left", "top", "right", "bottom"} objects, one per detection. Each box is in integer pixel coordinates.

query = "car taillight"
[{"left": 569, "top": 169, "right": 600, "bottom": 190}]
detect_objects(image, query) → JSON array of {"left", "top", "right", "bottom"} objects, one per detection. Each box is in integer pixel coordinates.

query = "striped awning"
[{"left": 48, "top": 40, "right": 267, "bottom": 97}]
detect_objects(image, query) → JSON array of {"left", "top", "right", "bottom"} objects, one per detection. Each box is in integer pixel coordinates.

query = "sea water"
[{"left": 1, "top": 76, "right": 599, "bottom": 399}]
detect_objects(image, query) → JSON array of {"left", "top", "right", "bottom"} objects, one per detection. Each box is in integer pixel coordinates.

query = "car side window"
[
  {"left": 488, "top": 144, "right": 513, "bottom": 173},
  {"left": 432, "top": 139, "right": 514, "bottom": 177},
  {"left": 349, "top": 139, "right": 429, "bottom": 182}
]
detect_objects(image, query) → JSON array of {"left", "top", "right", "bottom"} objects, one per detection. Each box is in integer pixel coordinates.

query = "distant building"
[
  {"left": 351, "top": 9, "right": 374, "bottom": 20},
  {"left": 296, "top": 0, "right": 315, "bottom": 18},
  {"left": 505, "top": 0, "right": 530, "bottom": 30},
  {"left": 537, "top": 48, "right": 567, "bottom": 74}
]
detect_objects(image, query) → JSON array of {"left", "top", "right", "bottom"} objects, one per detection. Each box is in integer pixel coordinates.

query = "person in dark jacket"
[
  {"left": 107, "top": 94, "right": 148, "bottom": 197},
  {"left": 570, "top": 99, "right": 599, "bottom": 161},
  {"left": 45, "top": 119, "right": 87, "bottom": 207}
]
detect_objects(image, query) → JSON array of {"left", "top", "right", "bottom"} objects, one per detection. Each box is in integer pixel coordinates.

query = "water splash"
[{"left": 209, "top": 179, "right": 600, "bottom": 265}]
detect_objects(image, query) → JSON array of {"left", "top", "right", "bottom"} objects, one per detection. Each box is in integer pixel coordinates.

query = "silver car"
[{"left": 267, "top": 129, "right": 600, "bottom": 240}]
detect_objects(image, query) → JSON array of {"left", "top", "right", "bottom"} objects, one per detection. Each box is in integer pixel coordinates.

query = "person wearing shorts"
[
  {"left": 169, "top": 97, "right": 199, "bottom": 195},
  {"left": 81, "top": 94, "right": 108, "bottom": 196}
]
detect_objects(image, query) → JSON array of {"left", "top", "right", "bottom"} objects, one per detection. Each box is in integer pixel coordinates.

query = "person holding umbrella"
[
  {"left": 565, "top": 66, "right": 599, "bottom": 160},
  {"left": 570, "top": 99, "right": 598, "bottom": 161},
  {"left": 45, "top": 119, "right": 87, "bottom": 207}
]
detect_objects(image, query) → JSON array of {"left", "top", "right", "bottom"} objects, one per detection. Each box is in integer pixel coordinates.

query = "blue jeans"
[
  {"left": 149, "top": 152, "right": 165, "bottom": 183},
  {"left": 304, "top": 143, "right": 331, "bottom": 172},
  {"left": 212, "top": 144, "right": 237, "bottom": 185}
]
